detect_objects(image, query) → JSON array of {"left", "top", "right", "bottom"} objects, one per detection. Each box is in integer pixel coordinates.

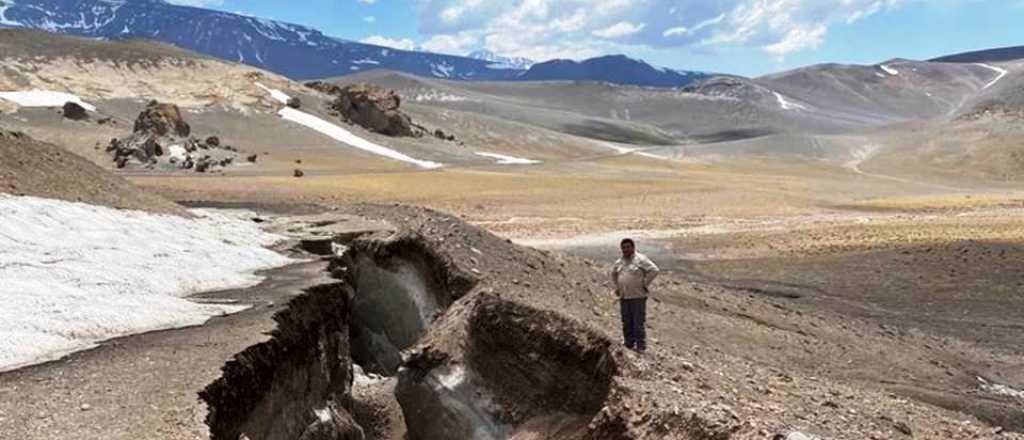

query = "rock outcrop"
[
  {"left": 61, "top": 101, "right": 88, "bottom": 120},
  {"left": 105, "top": 100, "right": 244, "bottom": 172},
  {"left": 306, "top": 81, "right": 419, "bottom": 137}
]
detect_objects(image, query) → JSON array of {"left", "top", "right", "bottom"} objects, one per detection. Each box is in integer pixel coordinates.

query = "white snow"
[
  {"left": 0, "top": 90, "right": 97, "bottom": 111},
  {"left": 258, "top": 84, "right": 443, "bottom": 169},
  {"left": 279, "top": 108, "right": 442, "bottom": 169},
  {"left": 879, "top": 64, "right": 899, "bottom": 76},
  {"left": 352, "top": 58, "right": 380, "bottom": 65},
  {"left": 255, "top": 82, "right": 291, "bottom": 104},
  {"left": 475, "top": 152, "right": 541, "bottom": 165},
  {"left": 431, "top": 62, "right": 455, "bottom": 78},
  {"left": 167, "top": 144, "right": 187, "bottom": 161},
  {"left": 974, "top": 63, "right": 1008, "bottom": 90},
  {"left": 874, "top": 72, "right": 886, "bottom": 78},
  {"left": 0, "top": 195, "right": 294, "bottom": 372},
  {"left": 773, "top": 91, "right": 807, "bottom": 111}
]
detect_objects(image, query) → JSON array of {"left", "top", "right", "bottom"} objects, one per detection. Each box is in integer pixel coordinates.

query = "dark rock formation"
[
  {"left": 307, "top": 81, "right": 418, "bottom": 137},
  {"left": 105, "top": 100, "right": 242, "bottom": 172},
  {"left": 133, "top": 100, "right": 190, "bottom": 137},
  {"left": 61, "top": 101, "right": 88, "bottom": 120}
]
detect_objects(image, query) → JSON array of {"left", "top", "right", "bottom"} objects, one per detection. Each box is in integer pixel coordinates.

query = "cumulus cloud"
[
  {"left": 415, "top": 0, "right": 909, "bottom": 59},
  {"left": 360, "top": 35, "right": 418, "bottom": 51},
  {"left": 592, "top": 22, "right": 645, "bottom": 39}
]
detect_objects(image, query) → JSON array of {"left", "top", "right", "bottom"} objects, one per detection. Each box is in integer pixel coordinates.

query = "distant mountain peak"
[
  {"left": 466, "top": 50, "right": 534, "bottom": 70},
  {"left": 518, "top": 54, "right": 710, "bottom": 88}
]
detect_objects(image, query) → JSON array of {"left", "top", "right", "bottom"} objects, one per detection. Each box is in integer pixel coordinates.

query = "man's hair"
[{"left": 620, "top": 238, "right": 635, "bottom": 247}]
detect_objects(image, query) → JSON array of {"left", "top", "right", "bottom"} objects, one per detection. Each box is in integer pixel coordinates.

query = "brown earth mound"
[{"left": 0, "top": 128, "right": 184, "bottom": 214}]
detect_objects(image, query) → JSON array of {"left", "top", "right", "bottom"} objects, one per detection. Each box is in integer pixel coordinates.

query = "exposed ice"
[
  {"left": 475, "top": 152, "right": 541, "bottom": 165},
  {"left": 253, "top": 82, "right": 442, "bottom": 168},
  {"left": 0, "top": 90, "right": 97, "bottom": 111},
  {"left": 974, "top": 63, "right": 1008, "bottom": 90},
  {"left": 0, "top": 195, "right": 294, "bottom": 372}
]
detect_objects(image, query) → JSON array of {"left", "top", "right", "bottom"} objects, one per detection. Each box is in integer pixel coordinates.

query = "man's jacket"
[{"left": 611, "top": 252, "right": 660, "bottom": 299}]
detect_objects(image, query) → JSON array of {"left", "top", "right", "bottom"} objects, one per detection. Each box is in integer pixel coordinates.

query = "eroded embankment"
[
  {"left": 396, "top": 294, "right": 619, "bottom": 440},
  {"left": 200, "top": 227, "right": 632, "bottom": 440},
  {"left": 200, "top": 280, "right": 363, "bottom": 440}
]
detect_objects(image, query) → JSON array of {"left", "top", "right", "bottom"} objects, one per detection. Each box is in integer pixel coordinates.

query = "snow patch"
[
  {"left": 352, "top": 58, "right": 380, "bottom": 65},
  {"left": 879, "top": 64, "right": 899, "bottom": 76},
  {"left": 431, "top": 62, "right": 455, "bottom": 78},
  {"left": 278, "top": 108, "right": 442, "bottom": 169},
  {"left": 974, "top": 63, "right": 1008, "bottom": 90},
  {"left": 254, "top": 82, "right": 291, "bottom": 105},
  {"left": 773, "top": 91, "right": 807, "bottom": 111},
  {"left": 978, "top": 377, "right": 1024, "bottom": 400},
  {"left": 0, "top": 195, "right": 294, "bottom": 372},
  {"left": 255, "top": 84, "right": 442, "bottom": 169},
  {"left": 0, "top": 90, "right": 96, "bottom": 111},
  {"left": 167, "top": 144, "right": 187, "bottom": 161},
  {"left": 475, "top": 152, "right": 541, "bottom": 165},
  {"left": 410, "top": 90, "right": 468, "bottom": 102}
]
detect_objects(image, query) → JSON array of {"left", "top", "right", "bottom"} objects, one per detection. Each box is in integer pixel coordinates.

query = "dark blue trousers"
[{"left": 619, "top": 298, "right": 647, "bottom": 351}]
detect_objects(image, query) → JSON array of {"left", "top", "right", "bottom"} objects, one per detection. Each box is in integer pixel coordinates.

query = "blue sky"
[{"left": 176, "top": 0, "right": 1024, "bottom": 77}]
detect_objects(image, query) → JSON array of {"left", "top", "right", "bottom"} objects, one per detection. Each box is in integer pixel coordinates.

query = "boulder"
[
  {"left": 133, "top": 100, "right": 190, "bottom": 138},
  {"left": 62, "top": 102, "right": 89, "bottom": 120},
  {"left": 205, "top": 136, "right": 221, "bottom": 148},
  {"left": 294, "top": 168, "right": 305, "bottom": 178},
  {"left": 106, "top": 133, "right": 163, "bottom": 166},
  {"left": 286, "top": 97, "right": 302, "bottom": 109},
  {"left": 247, "top": 154, "right": 259, "bottom": 163},
  {"left": 313, "top": 82, "right": 418, "bottom": 137}
]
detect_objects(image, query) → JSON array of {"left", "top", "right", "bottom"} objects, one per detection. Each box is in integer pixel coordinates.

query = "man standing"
[{"left": 611, "top": 238, "right": 660, "bottom": 353}]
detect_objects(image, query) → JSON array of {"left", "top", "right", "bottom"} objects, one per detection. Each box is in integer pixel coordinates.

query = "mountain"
[
  {"left": 519, "top": 55, "right": 711, "bottom": 88},
  {"left": 931, "top": 45, "right": 1024, "bottom": 63},
  {"left": 0, "top": 0, "right": 523, "bottom": 81},
  {"left": 466, "top": 50, "right": 534, "bottom": 70}
]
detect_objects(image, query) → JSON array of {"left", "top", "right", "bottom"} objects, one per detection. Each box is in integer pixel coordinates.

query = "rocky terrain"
[
  {"left": 105, "top": 100, "right": 249, "bottom": 172},
  {"left": 1, "top": 8, "right": 1023, "bottom": 440}
]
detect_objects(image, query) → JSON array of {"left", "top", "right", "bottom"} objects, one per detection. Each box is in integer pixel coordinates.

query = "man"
[{"left": 611, "top": 238, "right": 660, "bottom": 353}]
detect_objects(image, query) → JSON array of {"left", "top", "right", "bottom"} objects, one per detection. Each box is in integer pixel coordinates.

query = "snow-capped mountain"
[
  {"left": 0, "top": 0, "right": 712, "bottom": 87},
  {"left": 0, "top": 0, "right": 523, "bottom": 81},
  {"left": 519, "top": 55, "right": 711, "bottom": 88},
  {"left": 466, "top": 50, "right": 535, "bottom": 70}
]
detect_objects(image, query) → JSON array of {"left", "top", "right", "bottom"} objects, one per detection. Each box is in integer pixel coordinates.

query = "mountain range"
[{"left": 0, "top": 0, "right": 709, "bottom": 87}]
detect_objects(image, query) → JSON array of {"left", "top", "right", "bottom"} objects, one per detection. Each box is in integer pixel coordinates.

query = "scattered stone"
[
  {"left": 433, "top": 128, "right": 456, "bottom": 142},
  {"left": 96, "top": 116, "right": 114, "bottom": 125},
  {"left": 247, "top": 154, "right": 259, "bottom": 163},
  {"left": 205, "top": 136, "right": 220, "bottom": 148},
  {"left": 62, "top": 101, "right": 88, "bottom": 120},
  {"left": 286, "top": 96, "right": 301, "bottom": 109},
  {"left": 294, "top": 168, "right": 305, "bottom": 178},
  {"left": 79, "top": 403, "right": 91, "bottom": 411}
]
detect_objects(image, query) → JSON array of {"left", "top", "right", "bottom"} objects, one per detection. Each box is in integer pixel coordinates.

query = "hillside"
[{"left": 0, "top": 128, "right": 183, "bottom": 214}]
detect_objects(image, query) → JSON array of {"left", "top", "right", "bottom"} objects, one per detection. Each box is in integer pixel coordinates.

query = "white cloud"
[
  {"left": 357, "top": 0, "right": 378, "bottom": 4},
  {"left": 420, "top": 32, "right": 479, "bottom": 55},
  {"left": 363, "top": 16, "right": 377, "bottom": 23},
  {"left": 593, "top": 21, "right": 645, "bottom": 39},
  {"left": 415, "top": 0, "right": 913, "bottom": 60},
  {"left": 360, "top": 35, "right": 417, "bottom": 51}
]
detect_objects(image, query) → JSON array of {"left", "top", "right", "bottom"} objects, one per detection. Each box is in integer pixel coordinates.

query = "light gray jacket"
[{"left": 611, "top": 252, "right": 660, "bottom": 299}]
